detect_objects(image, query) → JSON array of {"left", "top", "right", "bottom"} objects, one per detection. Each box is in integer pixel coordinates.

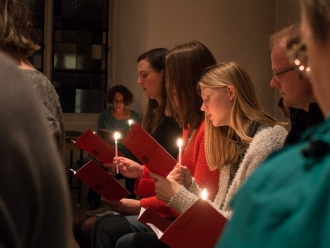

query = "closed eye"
[{"left": 202, "top": 95, "right": 211, "bottom": 103}]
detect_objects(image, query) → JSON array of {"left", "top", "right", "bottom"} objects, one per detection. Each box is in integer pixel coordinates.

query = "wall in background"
[
  {"left": 111, "top": 0, "right": 300, "bottom": 119},
  {"left": 64, "top": 0, "right": 300, "bottom": 132}
]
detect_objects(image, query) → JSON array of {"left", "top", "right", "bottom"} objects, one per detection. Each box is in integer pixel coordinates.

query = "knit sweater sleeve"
[
  {"left": 134, "top": 166, "right": 155, "bottom": 197},
  {"left": 168, "top": 183, "right": 234, "bottom": 220},
  {"left": 169, "top": 125, "right": 287, "bottom": 220}
]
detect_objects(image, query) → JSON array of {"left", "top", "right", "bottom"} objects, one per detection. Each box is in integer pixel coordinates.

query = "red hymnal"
[
  {"left": 71, "top": 160, "right": 130, "bottom": 201},
  {"left": 122, "top": 123, "right": 177, "bottom": 177},
  {"left": 74, "top": 129, "right": 123, "bottom": 164},
  {"left": 138, "top": 199, "right": 227, "bottom": 248}
]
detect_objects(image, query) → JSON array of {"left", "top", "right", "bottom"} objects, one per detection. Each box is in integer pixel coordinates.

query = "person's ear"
[{"left": 227, "top": 85, "right": 236, "bottom": 100}]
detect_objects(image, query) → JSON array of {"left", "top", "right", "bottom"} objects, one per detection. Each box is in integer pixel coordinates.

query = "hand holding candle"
[
  {"left": 177, "top": 138, "right": 183, "bottom": 164},
  {"left": 114, "top": 132, "right": 121, "bottom": 174}
]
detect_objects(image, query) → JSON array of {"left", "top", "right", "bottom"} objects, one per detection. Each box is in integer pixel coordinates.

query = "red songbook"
[
  {"left": 122, "top": 123, "right": 177, "bottom": 177},
  {"left": 138, "top": 207, "right": 172, "bottom": 233},
  {"left": 138, "top": 199, "right": 227, "bottom": 248},
  {"left": 74, "top": 129, "right": 123, "bottom": 164},
  {"left": 71, "top": 160, "right": 130, "bottom": 201}
]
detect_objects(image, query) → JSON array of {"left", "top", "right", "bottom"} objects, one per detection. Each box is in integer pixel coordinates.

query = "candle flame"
[
  {"left": 177, "top": 138, "right": 183, "bottom": 149},
  {"left": 128, "top": 119, "right": 133, "bottom": 125},
  {"left": 114, "top": 132, "right": 121, "bottom": 140},
  {"left": 201, "top": 188, "right": 208, "bottom": 200}
]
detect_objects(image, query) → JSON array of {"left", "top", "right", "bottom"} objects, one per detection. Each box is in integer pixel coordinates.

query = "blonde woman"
[{"left": 152, "top": 62, "right": 287, "bottom": 219}]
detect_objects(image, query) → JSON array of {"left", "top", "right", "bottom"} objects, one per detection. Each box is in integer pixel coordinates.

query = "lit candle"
[
  {"left": 177, "top": 138, "right": 183, "bottom": 164},
  {"left": 128, "top": 119, "right": 133, "bottom": 130},
  {"left": 201, "top": 188, "right": 208, "bottom": 200},
  {"left": 114, "top": 132, "right": 121, "bottom": 174}
]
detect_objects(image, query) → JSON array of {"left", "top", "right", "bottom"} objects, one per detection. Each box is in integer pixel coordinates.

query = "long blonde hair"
[{"left": 198, "top": 62, "right": 280, "bottom": 170}]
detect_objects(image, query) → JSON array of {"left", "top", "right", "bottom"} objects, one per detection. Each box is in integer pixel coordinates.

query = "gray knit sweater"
[
  {"left": 168, "top": 124, "right": 287, "bottom": 219},
  {"left": 21, "top": 69, "right": 65, "bottom": 158}
]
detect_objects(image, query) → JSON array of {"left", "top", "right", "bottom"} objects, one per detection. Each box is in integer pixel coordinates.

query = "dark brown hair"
[
  {"left": 137, "top": 48, "right": 169, "bottom": 134},
  {"left": 166, "top": 41, "right": 217, "bottom": 130},
  {"left": 0, "top": 0, "right": 40, "bottom": 57}
]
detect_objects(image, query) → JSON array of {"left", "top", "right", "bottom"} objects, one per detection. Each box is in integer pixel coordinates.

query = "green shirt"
[{"left": 217, "top": 115, "right": 330, "bottom": 248}]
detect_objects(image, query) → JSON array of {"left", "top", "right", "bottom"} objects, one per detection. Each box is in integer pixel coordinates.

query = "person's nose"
[
  {"left": 137, "top": 76, "right": 142, "bottom": 85},
  {"left": 200, "top": 103, "right": 206, "bottom": 111},
  {"left": 270, "top": 77, "right": 280, "bottom": 88}
]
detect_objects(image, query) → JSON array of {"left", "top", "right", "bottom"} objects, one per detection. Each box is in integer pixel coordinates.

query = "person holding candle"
[
  {"left": 72, "top": 85, "right": 141, "bottom": 248},
  {"left": 128, "top": 62, "right": 288, "bottom": 247},
  {"left": 73, "top": 48, "right": 181, "bottom": 248},
  {"left": 152, "top": 61, "right": 287, "bottom": 216},
  {"left": 91, "top": 41, "right": 220, "bottom": 248},
  {"left": 88, "top": 85, "right": 141, "bottom": 208}
]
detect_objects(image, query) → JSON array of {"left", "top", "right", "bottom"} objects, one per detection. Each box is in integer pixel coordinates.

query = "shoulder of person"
[{"left": 251, "top": 125, "right": 287, "bottom": 148}]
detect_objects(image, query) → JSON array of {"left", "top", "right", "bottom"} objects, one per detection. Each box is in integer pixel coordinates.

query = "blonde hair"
[{"left": 198, "top": 62, "right": 280, "bottom": 170}]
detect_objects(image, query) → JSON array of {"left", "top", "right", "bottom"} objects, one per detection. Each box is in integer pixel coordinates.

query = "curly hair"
[
  {"left": 0, "top": 0, "right": 40, "bottom": 57},
  {"left": 106, "top": 85, "right": 134, "bottom": 106}
]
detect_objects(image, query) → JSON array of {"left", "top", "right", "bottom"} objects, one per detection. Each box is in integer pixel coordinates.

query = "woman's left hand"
[
  {"left": 105, "top": 198, "right": 141, "bottom": 215},
  {"left": 150, "top": 173, "right": 181, "bottom": 202}
]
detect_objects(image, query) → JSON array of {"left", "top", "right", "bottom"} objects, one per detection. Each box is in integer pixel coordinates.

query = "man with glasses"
[
  {"left": 269, "top": 23, "right": 323, "bottom": 144},
  {"left": 217, "top": 2, "right": 330, "bottom": 246}
]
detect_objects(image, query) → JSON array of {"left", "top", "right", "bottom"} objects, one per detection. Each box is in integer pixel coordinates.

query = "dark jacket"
[{"left": 285, "top": 103, "right": 323, "bottom": 144}]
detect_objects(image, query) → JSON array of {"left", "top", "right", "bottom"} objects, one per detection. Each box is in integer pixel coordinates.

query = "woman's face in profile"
[
  {"left": 137, "top": 59, "right": 163, "bottom": 101},
  {"left": 200, "top": 85, "right": 233, "bottom": 127}
]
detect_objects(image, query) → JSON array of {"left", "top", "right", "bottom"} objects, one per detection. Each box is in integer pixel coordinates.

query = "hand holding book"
[
  {"left": 105, "top": 198, "right": 142, "bottom": 215},
  {"left": 138, "top": 199, "right": 227, "bottom": 248}
]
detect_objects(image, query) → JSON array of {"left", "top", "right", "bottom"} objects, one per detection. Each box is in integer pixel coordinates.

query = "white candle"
[
  {"left": 177, "top": 138, "right": 183, "bottom": 164},
  {"left": 128, "top": 119, "right": 133, "bottom": 130},
  {"left": 201, "top": 188, "right": 208, "bottom": 200},
  {"left": 114, "top": 132, "right": 121, "bottom": 174}
]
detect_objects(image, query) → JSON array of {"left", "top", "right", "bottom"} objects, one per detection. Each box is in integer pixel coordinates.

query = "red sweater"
[{"left": 135, "top": 120, "right": 220, "bottom": 218}]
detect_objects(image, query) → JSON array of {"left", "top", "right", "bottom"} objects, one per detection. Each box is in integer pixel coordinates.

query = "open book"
[
  {"left": 71, "top": 160, "right": 130, "bottom": 201},
  {"left": 74, "top": 129, "right": 123, "bottom": 164},
  {"left": 122, "top": 123, "right": 177, "bottom": 177},
  {"left": 138, "top": 199, "right": 227, "bottom": 248}
]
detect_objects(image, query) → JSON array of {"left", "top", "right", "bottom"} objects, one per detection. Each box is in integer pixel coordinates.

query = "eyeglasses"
[
  {"left": 113, "top": 99, "right": 124, "bottom": 104},
  {"left": 287, "top": 41, "right": 311, "bottom": 78},
  {"left": 272, "top": 67, "right": 295, "bottom": 81}
]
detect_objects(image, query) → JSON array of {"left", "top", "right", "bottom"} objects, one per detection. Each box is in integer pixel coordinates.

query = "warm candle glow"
[
  {"left": 201, "top": 188, "right": 208, "bottom": 200},
  {"left": 177, "top": 138, "right": 183, "bottom": 148},
  {"left": 128, "top": 119, "right": 133, "bottom": 126},
  {"left": 114, "top": 132, "right": 121, "bottom": 141},
  {"left": 114, "top": 132, "right": 120, "bottom": 174},
  {"left": 177, "top": 138, "right": 183, "bottom": 164}
]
